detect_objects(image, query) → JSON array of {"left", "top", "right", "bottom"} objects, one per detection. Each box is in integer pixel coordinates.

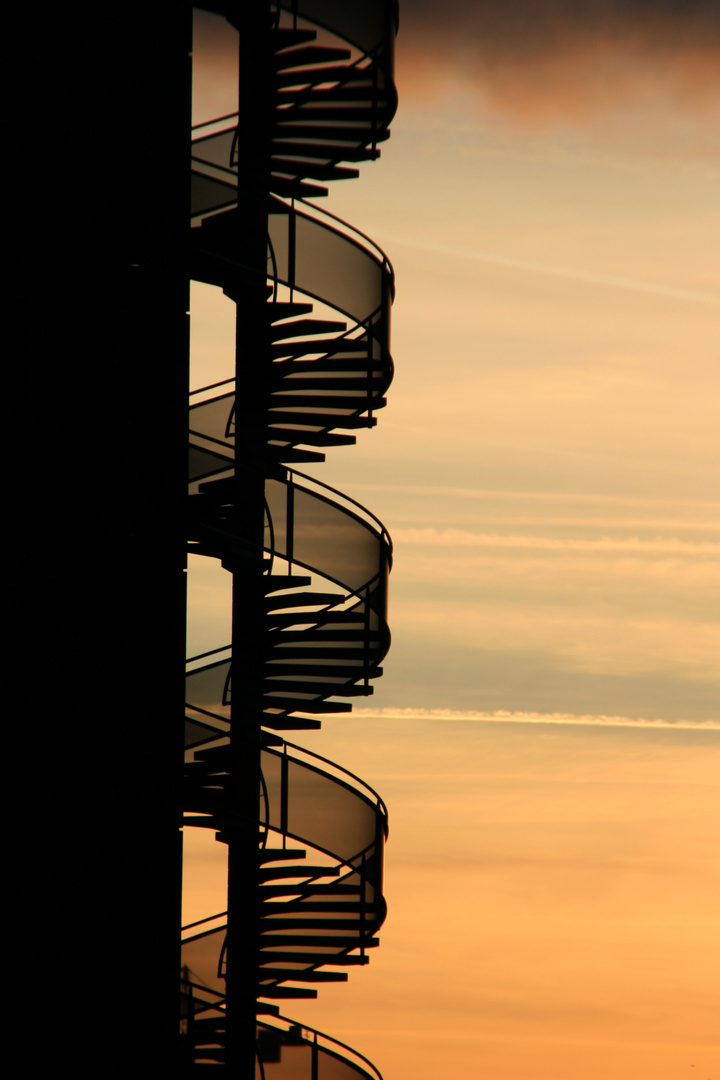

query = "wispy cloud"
[
  {"left": 393, "top": 529, "right": 720, "bottom": 556},
  {"left": 386, "top": 234, "right": 720, "bottom": 306},
  {"left": 338, "top": 485, "right": 720, "bottom": 536},
  {"left": 345, "top": 484, "right": 720, "bottom": 513},
  {"left": 399, "top": 0, "right": 720, "bottom": 128},
  {"left": 331, "top": 707, "right": 720, "bottom": 730}
]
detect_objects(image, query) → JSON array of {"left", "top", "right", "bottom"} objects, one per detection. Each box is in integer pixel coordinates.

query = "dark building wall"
[{"left": 25, "top": 5, "right": 192, "bottom": 1072}]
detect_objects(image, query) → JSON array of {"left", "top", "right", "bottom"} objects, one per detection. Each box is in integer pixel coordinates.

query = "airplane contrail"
[
  {"left": 328, "top": 707, "right": 720, "bottom": 730},
  {"left": 383, "top": 234, "right": 720, "bottom": 306}
]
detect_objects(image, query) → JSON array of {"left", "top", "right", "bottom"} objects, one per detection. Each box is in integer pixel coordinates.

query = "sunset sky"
[{"left": 186, "top": 3, "right": 720, "bottom": 1076}]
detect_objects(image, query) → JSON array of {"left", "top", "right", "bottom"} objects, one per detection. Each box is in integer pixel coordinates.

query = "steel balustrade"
[{"left": 184, "top": 2, "right": 398, "bottom": 1074}]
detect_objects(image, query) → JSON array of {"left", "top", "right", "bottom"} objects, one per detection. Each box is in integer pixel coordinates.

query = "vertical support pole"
[{"left": 226, "top": 2, "right": 274, "bottom": 1076}]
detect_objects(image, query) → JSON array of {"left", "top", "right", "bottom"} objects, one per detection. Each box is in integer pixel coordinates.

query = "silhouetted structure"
[
  {"left": 26, "top": 3, "right": 396, "bottom": 1076},
  {"left": 182, "top": 4, "right": 398, "bottom": 1073}
]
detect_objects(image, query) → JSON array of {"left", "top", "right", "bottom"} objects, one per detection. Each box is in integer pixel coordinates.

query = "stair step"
[
  {"left": 264, "top": 663, "right": 380, "bottom": 680},
  {"left": 272, "top": 159, "right": 359, "bottom": 182},
  {"left": 270, "top": 176, "right": 328, "bottom": 199},
  {"left": 272, "top": 124, "right": 391, "bottom": 144},
  {"left": 191, "top": 1049, "right": 225, "bottom": 1062},
  {"left": 261, "top": 901, "right": 371, "bottom": 915},
  {"left": 270, "top": 374, "right": 383, "bottom": 389},
  {"left": 257, "top": 934, "right": 380, "bottom": 949},
  {"left": 269, "top": 414, "right": 377, "bottom": 432},
  {"left": 261, "top": 715, "right": 324, "bottom": 730},
  {"left": 267, "top": 412, "right": 372, "bottom": 427},
  {"left": 274, "top": 105, "right": 385, "bottom": 123},
  {"left": 266, "top": 302, "right": 313, "bottom": 320},
  {"left": 264, "top": 680, "right": 372, "bottom": 697},
  {"left": 259, "top": 848, "right": 306, "bottom": 864},
  {"left": 274, "top": 46, "right": 349, "bottom": 72},
  {"left": 270, "top": 364, "right": 385, "bottom": 380},
  {"left": 275, "top": 86, "right": 380, "bottom": 106},
  {"left": 258, "top": 865, "right": 339, "bottom": 883},
  {"left": 269, "top": 394, "right": 387, "bottom": 410},
  {"left": 266, "top": 611, "right": 364, "bottom": 628},
  {"left": 274, "top": 66, "right": 373, "bottom": 89},
  {"left": 266, "top": 631, "right": 379, "bottom": 646},
  {"left": 264, "top": 646, "right": 384, "bottom": 663},
  {"left": 270, "top": 339, "right": 362, "bottom": 360},
  {"left": 192, "top": 1017, "right": 228, "bottom": 1033},
  {"left": 271, "top": 141, "right": 380, "bottom": 163},
  {"left": 255, "top": 1002, "right": 280, "bottom": 1016},
  {"left": 269, "top": 318, "right": 346, "bottom": 342},
  {"left": 273, "top": 161, "right": 359, "bottom": 183},
  {"left": 261, "top": 884, "right": 362, "bottom": 898},
  {"left": 264, "top": 592, "right": 345, "bottom": 611},
  {"left": 260, "top": 917, "right": 375, "bottom": 931},
  {"left": 182, "top": 815, "right": 223, "bottom": 829},
  {"left": 268, "top": 409, "right": 378, "bottom": 426},
  {"left": 257, "top": 986, "right": 318, "bottom": 999},
  {"left": 259, "top": 969, "right": 348, "bottom": 983},
  {"left": 270, "top": 373, "right": 383, "bottom": 389},
  {"left": 263, "top": 700, "right": 353, "bottom": 714},
  {"left": 265, "top": 446, "right": 325, "bottom": 463},
  {"left": 258, "top": 951, "right": 369, "bottom": 966},
  {"left": 272, "top": 29, "right": 316, "bottom": 52},
  {"left": 268, "top": 432, "right": 357, "bottom": 449},
  {"left": 263, "top": 576, "right": 312, "bottom": 593}
]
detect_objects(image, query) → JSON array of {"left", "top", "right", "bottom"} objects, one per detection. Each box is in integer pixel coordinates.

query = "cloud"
[
  {"left": 344, "top": 484, "right": 720, "bottom": 513},
  {"left": 384, "top": 235, "right": 720, "bottom": 305},
  {"left": 392, "top": 528, "right": 720, "bottom": 556},
  {"left": 328, "top": 706, "right": 720, "bottom": 730},
  {"left": 398, "top": 0, "right": 720, "bottom": 125}
]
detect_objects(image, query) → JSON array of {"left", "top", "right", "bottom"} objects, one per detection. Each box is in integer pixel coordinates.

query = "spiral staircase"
[{"left": 183, "top": 2, "right": 398, "bottom": 1074}]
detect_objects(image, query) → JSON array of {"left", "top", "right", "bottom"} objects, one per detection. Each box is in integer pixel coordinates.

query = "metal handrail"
[
  {"left": 294, "top": 195, "right": 395, "bottom": 281},
  {"left": 184, "top": 7, "right": 396, "bottom": 1074},
  {"left": 289, "top": 467, "right": 393, "bottom": 558},
  {"left": 259, "top": 1014, "right": 384, "bottom": 1080},
  {"left": 191, "top": 120, "right": 394, "bottom": 290},
  {"left": 275, "top": 739, "right": 389, "bottom": 825}
]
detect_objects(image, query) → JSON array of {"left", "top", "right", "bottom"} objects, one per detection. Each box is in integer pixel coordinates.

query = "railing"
[
  {"left": 184, "top": 1, "right": 398, "bottom": 1072},
  {"left": 256, "top": 1015, "right": 385, "bottom": 1080}
]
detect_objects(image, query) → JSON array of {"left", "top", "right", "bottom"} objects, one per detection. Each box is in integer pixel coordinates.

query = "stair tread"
[
  {"left": 274, "top": 46, "right": 350, "bottom": 71},
  {"left": 261, "top": 716, "right": 324, "bottom": 730},
  {"left": 263, "top": 576, "right": 312, "bottom": 593}
]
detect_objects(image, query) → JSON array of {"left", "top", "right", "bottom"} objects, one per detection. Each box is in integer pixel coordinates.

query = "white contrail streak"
[
  {"left": 326, "top": 707, "right": 720, "bottom": 730},
  {"left": 392, "top": 528, "right": 720, "bottom": 555},
  {"left": 384, "top": 234, "right": 720, "bottom": 306}
]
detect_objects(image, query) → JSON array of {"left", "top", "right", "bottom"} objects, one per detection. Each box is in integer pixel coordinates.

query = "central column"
[{"left": 226, "top": 2, "right": 275, "bottom": 1075}]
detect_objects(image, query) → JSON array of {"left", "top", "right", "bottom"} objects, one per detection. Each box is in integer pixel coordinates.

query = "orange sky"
[{"left": 188, "top": 5, "right": 719, "bottom": 1076}]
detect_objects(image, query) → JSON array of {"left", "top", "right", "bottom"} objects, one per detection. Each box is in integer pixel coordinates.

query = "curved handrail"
[
  {"left": 190, "top": 176, "right": 394, "bottom": 329},
  {"left": 281, "top": 738, "right": 389, "bottom": 824},
  {"left": 265, "top": 474, "right": 391, "bottom": 597},
  {"left": 267, "top": 202, "right": 393, "bottom": 327},
  {"left": 185, "top": 729, "right": 387, "bottom": 837},
  {"left": 190, "top": 471, "right": 392, "bottom": 600},
  {"left": 294, "top": 195, "right": 395, "bottom": 281},
  {"left": 278, "top": 0, "right": 398, "bottom": 59},
  {"left": 190, "top": 127, "right": 395, "bottom": 285},
  {"left": 182, "top": 733, "right": 388, "bottom": 1007},
  {"left": 184, "top": 3, "right": 396, "bottom": 1074},
  {"left": 258, "top": 1014, "right": 384, "bottom": 1080},
  {"left": 182, "top": 714, "right": 389, "bottom": 829},
  {"left": 288, "top": 467, "right": 393, "bottom": 558}
]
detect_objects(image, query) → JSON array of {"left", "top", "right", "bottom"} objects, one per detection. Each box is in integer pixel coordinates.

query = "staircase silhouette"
[{"left": 183, "top": 2, "right": 398, "bottom": 1074}]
